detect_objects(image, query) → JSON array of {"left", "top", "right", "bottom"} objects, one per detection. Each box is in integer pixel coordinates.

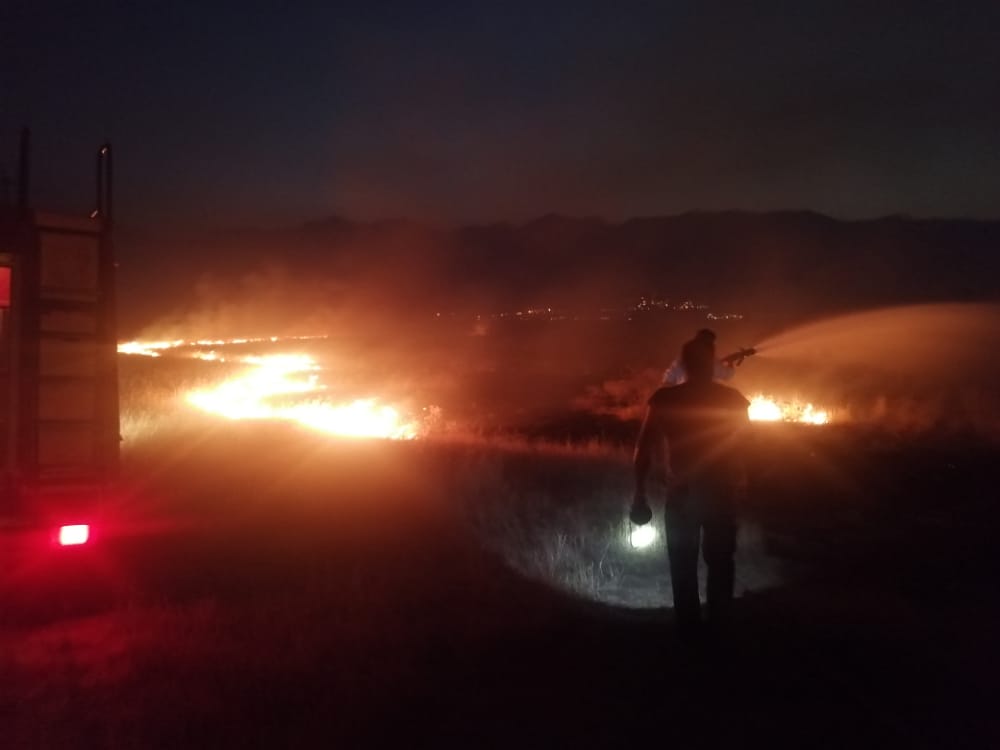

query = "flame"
[
  {"left": 748, "top": 394, "right": 830, "bottom": 425},
  {"left": 117, "top": 335, "right": 309, "bottom": 358},
  {"left": 117, "top": 339, "right": 185, "bottom": 357},
  {"left": 120, "top": 338, "right": 420, "bottom": 440}
]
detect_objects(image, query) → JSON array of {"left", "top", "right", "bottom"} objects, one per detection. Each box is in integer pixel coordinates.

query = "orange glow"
[
  {"left": 748, "top": 394, "right": 830, "bottom": 425},
  {"left": 120, "top": 337, "right": 420, "bottom": 440}
]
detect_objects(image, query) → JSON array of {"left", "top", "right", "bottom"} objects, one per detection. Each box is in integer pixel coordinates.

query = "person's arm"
[
  {"left": 714, "top": 360, "right": 736, "bottom": 381},
  {"left": 632, "top": 406, "right": 658, "bottom": 523}
]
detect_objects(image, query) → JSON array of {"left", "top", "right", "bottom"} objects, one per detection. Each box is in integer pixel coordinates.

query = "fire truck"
[{"left": 0, "top": 129, "right": 119, "bottom": 550}]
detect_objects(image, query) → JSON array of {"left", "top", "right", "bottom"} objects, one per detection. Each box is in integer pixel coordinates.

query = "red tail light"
[{"left": 57, "top": 524, "right": 90, "bottom": 546}]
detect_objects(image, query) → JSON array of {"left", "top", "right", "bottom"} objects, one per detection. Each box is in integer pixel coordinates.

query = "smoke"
[
  {"left": 135, "top": 266, "right": 353, "bottom": 342},
  {"left": 125, "top": 220, "right": 472, "bottom": 342}
]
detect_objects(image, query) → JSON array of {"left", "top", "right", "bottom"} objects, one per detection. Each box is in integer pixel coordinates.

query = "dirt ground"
[{"left": 2, "top": 421, "right": 998, "bottom": 748}]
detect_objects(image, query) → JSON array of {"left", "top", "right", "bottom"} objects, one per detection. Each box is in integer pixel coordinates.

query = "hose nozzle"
[{"left": 721, "top": 347, "right": 757, "bottom": 368}]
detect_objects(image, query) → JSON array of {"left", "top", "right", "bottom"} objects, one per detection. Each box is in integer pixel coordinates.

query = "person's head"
[
  {"left": 695, "top": 328, "right": 717, "bottom": 344},
  {"left": 682, "top": 337, "right": 715, "bottom": 383}
]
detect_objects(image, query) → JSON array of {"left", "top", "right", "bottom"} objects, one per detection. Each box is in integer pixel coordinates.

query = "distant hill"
[{"left": 116, "top": 211, "right": 1000, "bottom": 336}]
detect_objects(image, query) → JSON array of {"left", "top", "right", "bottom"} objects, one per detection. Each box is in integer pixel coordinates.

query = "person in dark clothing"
[
  {"left": 662, "top": 328, "right": 737, "bottom": 385},
  {"left": 632, "top": 336, "right": 750, "bottom": 634}
]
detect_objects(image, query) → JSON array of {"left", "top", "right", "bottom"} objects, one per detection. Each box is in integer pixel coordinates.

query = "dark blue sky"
[{"left": 4, "top": 1, "right": 999, "bottom": 225}]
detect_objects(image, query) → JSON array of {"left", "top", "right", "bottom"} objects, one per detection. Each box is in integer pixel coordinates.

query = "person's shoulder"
[
  {"left": 709, "top": 383, "right": 750, "bottom": 408},
  {"left": 648, "top": 385, "right": 684, "bottom": 407}
]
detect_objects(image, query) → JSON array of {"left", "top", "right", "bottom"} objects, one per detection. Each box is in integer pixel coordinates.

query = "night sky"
[{"left": 4, "top": 1, "right": 1000, "bottom": 226}]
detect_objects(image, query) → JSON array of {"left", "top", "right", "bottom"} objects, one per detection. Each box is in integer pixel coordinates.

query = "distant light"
[
  {"left": 58, "top": 524, "right": 90, "bottom": 546},
  {"left": 630, "top": 524, "right": 657, "bottom": 549}
]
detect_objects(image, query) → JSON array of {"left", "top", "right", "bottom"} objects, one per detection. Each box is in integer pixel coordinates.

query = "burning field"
[
  {"left": 5, "top": 306, "right": 1000, "bottom": 747},
  {"left": 113, "top": 329, "right": 838, "bottom": 611},
  {"left": 110, "top": 305, "right": 1000, "bottom": 614},
  {"left": 117, "top": 333, "right": 836, "bottom": 447},
  {"left": 116, "top": 303, "right": 1000, "bottom": 465},
  {"left": 120, "top": 337, "right": 421, "bottom": 440}
]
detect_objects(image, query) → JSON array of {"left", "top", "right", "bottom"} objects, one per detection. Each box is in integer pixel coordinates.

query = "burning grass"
[
  {"left": 747, "top": 394, "right": 830, "bottom": 425},
  {"left": 119, "top": 338, "right": 424, "bottom": 442}
]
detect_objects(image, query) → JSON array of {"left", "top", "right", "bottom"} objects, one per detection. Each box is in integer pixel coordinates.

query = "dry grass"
[{"left": 3, "top": 420, "right": 590, "bottom": 746}]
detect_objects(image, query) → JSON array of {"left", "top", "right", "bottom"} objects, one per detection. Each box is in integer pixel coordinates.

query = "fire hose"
[{"left": 720, "top": 346, "right": 757, "bottom": 368}]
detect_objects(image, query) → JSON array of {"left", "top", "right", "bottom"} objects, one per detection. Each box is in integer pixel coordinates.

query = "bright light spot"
[
  {"left": 748, "top": 396, "right": 783, "bottom": 422},
  {"left": 630, "top": 523, "right": 657, "bottom": 549},
  {"left": 288, "top": 398, "right": 417, "bottom": 439},
  {"left": 58, "top": 524, "right": 90, "bottom": 546},
  {"left": 748, "top": 394, "right": 830, "bottom": 425}
]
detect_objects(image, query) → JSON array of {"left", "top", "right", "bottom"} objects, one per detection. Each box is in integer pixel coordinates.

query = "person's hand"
[{"left": 630, "top": 492, "right": 653, "bottom": 525}]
